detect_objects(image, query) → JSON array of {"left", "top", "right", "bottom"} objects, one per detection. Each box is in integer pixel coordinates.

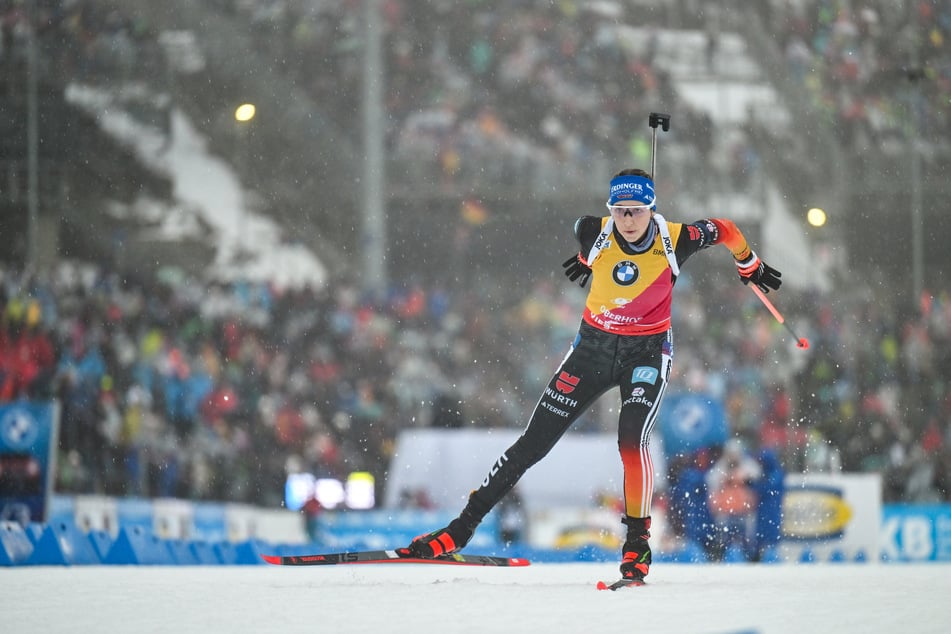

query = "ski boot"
[
  {"left": 400, "top": 508, "right": 481, "bottom": 559},
  {"left": 620, "top": 515, "right": 652, "bottom": 582}
]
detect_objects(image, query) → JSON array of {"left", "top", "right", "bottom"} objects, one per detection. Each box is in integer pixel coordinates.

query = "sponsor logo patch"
[
  {"left": 631, "top": 366, "right": 658, "bottom": 385},
  {"left": 622, "top": 394, "right": 655, "bottom": 408},
  {"left": 622, "top": 385, "right": 655, "bottom": 408},
  {"left": 556, "top": 371, "right": 580, "bottom": 394},
  {"left": 613, "top": 261, "right": 639, "bottom": 286}
]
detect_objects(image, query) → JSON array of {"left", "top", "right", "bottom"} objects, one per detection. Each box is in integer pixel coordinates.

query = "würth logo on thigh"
[{"left": 556, "top": 371, "right": 580, "bottom": 394}]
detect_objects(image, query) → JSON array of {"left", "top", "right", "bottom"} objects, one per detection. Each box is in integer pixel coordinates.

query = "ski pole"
[{"left": 750, "top": 285, "right": 810, "bottom": 349}]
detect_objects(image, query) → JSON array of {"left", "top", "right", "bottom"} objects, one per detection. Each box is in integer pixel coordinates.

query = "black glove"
[
  {"left": 562, "top": 253, "right": 591, "bottom": 288},
  {"left": 735, "top": 251, "right": 782, "bottom": 293}
]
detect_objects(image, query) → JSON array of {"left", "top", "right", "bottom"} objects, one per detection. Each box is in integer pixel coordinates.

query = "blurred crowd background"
[
  {"left": 3, "top": 256, "right": 949, "bottom": 509},
  {"left": 2, "top": 0, "right": 949, "bottom": 529}
]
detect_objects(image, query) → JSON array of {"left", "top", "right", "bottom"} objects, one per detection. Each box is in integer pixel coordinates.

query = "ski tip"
[
  {"left": 261, "top": 554, "right": 282, "bottom": 565},
  {"left": 597, "top": 578, "right": 646, "bottom": 591},
  {"left": 507, "top": 558, "right": 531, "bottom": 567}
]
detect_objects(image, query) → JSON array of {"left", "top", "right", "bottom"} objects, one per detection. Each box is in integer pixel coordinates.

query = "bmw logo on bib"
[{"left": 613, "top": 260, "right": 639, "bottom": 286}]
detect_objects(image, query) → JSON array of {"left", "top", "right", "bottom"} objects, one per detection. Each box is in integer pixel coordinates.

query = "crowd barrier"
[
  {"left": 0, "top": 520, "right": 265, "bottom": 566},
  {"left": 0, "top": 516, "right": 866, "bottom": 567},
  {"left": 3, "top": 495, "right": 949, "bottom": 566}
]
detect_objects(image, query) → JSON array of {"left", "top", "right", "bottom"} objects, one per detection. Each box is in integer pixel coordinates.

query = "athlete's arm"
[
  {"left": 573, "top": 216, "right": 604, "bottom": 262},
  {"left": 676, "top": 218, "right": 781, "bottom": 292},
  {"left": 673, "top": 218, "right": 752, "bottom": 262},
  {"left": 708, "top": 218, "right": 753, "bottom": 260}
]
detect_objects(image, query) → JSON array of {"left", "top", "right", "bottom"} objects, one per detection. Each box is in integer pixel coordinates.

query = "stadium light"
[
  {"left": 807, "top": 207, "right": 827, "bottom": 228},
  {"left": 234, "top": 103, "right": 256, "bottom": 122}
]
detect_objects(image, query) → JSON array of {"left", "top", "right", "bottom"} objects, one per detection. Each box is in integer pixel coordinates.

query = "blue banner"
[
  {"left": 0, "top": 401, "right": 59, "bottom": 524},
  {"left": 193, "top": 503, "right": 227, "bottom": 542},
  {"left": 657, "top": 393, "right": 728, "bottom": 458},
  {"left": 317, "top": 510, "right": 500, "bottom": 550},
  {"left": 881, "top": 504, "right": 951, "bottom": 562}
]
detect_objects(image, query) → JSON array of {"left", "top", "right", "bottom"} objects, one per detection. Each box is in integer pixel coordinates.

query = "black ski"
[
  {"left": 597, "top": 577, "right": 646, "bottom": 591},
  {"left": 262, "top": 549, "right": 530, "bottom": 567}
]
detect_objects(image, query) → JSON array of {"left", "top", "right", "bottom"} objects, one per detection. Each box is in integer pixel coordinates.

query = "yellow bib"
[{"left": 583, "top": 217, "right": 682, "bottom": 335}]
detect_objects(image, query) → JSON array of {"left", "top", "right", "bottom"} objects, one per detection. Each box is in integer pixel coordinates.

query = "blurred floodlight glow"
[
  {"left": 284, "top": 472, "right": 315, "bottom": 511},
  {"left": 807, "top": 207, "right": 827, "bottom": 227},
  {"left": 284, "top": 472, "right": 376, "bottom": 510},
  {"left": 234, "top": 103, "right": 256, "bottom": 122},
  {"left": 346, "top": 472, "right": 376, "bottom": 510},
  {"left": 315, "top": 478, "right": 346, "bottom": 509}
]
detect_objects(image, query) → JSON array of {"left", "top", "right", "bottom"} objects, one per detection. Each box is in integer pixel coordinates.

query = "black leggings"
[{"left": 467, "top": 321, "right": 672, "bottom": 520}]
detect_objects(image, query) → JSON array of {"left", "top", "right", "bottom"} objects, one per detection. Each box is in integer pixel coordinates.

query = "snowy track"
[{"left": 5, "top": 563, "right": 949, "bottom": 633}]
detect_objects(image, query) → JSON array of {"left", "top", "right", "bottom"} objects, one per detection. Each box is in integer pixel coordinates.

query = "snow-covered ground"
[{"left": 4, "top": 563, "right": 948, "bottom": 633}]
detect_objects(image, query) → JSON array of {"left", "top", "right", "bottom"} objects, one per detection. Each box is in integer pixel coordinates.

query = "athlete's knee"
[{"left": 508, "top": 434, "right": 551, "bottom": 470}]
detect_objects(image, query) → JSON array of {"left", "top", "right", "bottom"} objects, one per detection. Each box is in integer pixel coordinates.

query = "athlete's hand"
[
  {"left": 736, "top": 251, "right": 782, "bottom": 293},
  {"left": 562, "top": 253, "right": 591, "bottom": 288}
]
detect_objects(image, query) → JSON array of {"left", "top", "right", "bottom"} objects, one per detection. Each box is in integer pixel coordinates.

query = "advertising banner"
[
  {"left": 777, "top": 472, "right": 881, "bottom": 561},
  {"left": 881, "top": 504, "right": 951, "bottom": 562},
  {"left": 657, "top": 393, "right": 729, "bottom": 458},
  {"left": 0, "top": 401, "right": 60, "bottom": 524},
  {"left": 317, "top": 509, "right": 500, "bottom": 551}
]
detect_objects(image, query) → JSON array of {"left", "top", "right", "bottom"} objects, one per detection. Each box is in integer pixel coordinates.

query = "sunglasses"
[{"left": 606, "top": 202, "right": 653, "bottom": 217}]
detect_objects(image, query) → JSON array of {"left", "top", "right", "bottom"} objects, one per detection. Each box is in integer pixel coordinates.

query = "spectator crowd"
[
  {"left": 2, "top": 256, "right": 950, "bottom": 510},
  {"left": 763, "top": 0, "right": 951, "bottom": 155},
  {"left": 8, "top": 0, "right": 947, "bottom": 188},
  {"left": 231, "top": 0, "right": 724, "bottom": 195}
]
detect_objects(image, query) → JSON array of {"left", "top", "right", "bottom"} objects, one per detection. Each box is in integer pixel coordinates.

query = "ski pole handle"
[{"left": 649, "top": 112, "right": 671, "bottom": 131}]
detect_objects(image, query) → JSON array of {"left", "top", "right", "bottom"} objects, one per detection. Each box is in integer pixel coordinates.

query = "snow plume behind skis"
[{"left": 5, "top": 563, "right": 949, "bottom": 633}]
